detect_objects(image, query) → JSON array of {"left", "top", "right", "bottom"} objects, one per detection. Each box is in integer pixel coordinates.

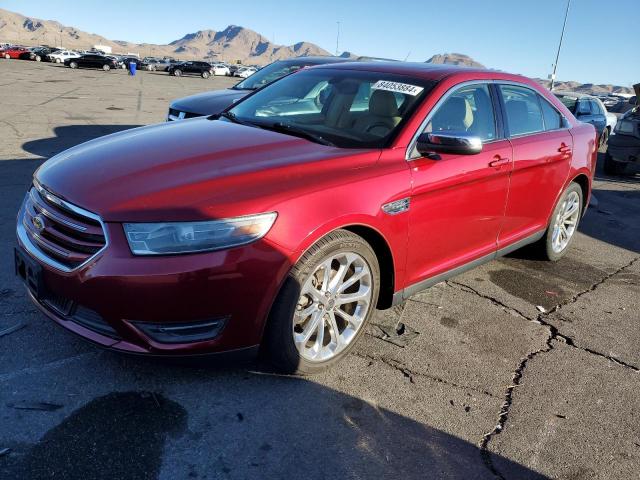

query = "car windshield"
[
  {"left": 227, "top": 68, "right": 434, "bottom": 149},
  {"left": 555, "top": 95, "right": 577, "bottom": 113},
  {"left": 234, "top": 61, "right": 306, "bottom": 90}
]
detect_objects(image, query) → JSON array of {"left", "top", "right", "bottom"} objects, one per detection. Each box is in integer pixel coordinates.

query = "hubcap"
[
  {"left": 293, "top": 252, "right": 372, "bottom": 362},
  {"left": 551, "top": 191, "right": 580, "bottom": 253}
]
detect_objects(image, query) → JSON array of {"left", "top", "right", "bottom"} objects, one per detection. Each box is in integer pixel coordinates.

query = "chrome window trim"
[
  {"left": 406, "top": 79, "right": 571, "bottom": 160},
  {"left": 18, "top": 180, "right": 110, "bottom": 273}
]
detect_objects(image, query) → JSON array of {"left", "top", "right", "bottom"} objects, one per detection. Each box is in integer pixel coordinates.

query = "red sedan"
[
  {"left": 15, "top": 62, "right": 597, "bottom": 373},
  {"left": 3, "top": 46, "right": 28, "bottom": 59}
]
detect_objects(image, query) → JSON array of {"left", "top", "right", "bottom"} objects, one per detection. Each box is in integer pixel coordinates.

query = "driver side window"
[{"left": 424, "top": 84, "right": 497, "bottom": 142}]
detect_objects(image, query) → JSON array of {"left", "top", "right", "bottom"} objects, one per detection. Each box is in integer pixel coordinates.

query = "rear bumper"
[{"left": 608, "top": 135, "right": 640, "bottom": 164}]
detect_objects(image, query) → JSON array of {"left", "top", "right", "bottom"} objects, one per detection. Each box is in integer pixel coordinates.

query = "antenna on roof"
[
  {"left": 403, "top": 51, "right": 411, "bottom": 62},
  {"left": 549, "top": 0, "right": 571, "bottom": 91}
]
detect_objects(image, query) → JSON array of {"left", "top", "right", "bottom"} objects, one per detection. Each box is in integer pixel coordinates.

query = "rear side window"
[
  {"left": 539, "top": 96, "right": 563, "bottom": 131},
  {"left": 499, "top": 85, "right": 544, "bottom": 136},
  {"left": 589, "top": 100, "right": 603, "bottom": 115}
]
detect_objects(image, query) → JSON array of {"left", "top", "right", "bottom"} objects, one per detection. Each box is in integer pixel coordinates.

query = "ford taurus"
[{"left": 15, "top": 62, "right": 597, "bottom": 373}]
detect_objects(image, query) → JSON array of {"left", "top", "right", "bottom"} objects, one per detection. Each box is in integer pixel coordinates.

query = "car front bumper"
[{"left": 16, "top": 220, "right": 292, "bottom": 356}]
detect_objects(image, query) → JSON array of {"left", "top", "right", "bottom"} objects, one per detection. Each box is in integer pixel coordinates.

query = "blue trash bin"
[{"left": 129, "top": 61, "right": 137, "bottom": 76}]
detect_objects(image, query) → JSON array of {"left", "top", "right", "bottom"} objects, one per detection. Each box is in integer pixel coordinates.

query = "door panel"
[
  {"left": 406, "top": 140, "right": 512, "bottom": 286},
  {"left": 499, "top": 129, "right": 572, "bottom": 245}
]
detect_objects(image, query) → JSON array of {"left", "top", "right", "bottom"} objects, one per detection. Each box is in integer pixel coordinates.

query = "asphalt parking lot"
[{"left": 0, "top": 60, "right": 639, "bottom": 480}]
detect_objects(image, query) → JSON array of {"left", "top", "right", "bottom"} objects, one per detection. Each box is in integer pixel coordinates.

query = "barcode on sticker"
[{"left": 371, "top": 80, "right": 424, "bottom": 96}]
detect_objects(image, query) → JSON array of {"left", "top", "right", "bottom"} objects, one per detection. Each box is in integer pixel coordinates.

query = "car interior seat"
[{"left": 352, "top": 90, "right": 402, "bottom": 137}]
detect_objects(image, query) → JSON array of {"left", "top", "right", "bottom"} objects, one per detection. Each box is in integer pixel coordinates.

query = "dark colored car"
[
  {"left": 168, "top": 61, "right": 213, "bottom": 78},
  {"left": 15, "top": 62, "right": 597, "bottom": 373},
  {"left": 167, "top": 56, "right": 349, "bottom": 121},
  {"left": 28, "top": 47, "right": 56, "bottom": 62},
  {"left": 64, "top": 54, "right": 118, "bottom": 71},
  {"left": 554, "top": 91, "right": 608, "bottom": 148},
  {"left": 605, "top": 84, "right": 640, "bottom": 175}
]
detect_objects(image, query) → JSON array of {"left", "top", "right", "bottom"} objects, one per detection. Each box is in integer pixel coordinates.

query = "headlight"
[{"left": 123, "top": 212, "right": 277, "bottom": 255}]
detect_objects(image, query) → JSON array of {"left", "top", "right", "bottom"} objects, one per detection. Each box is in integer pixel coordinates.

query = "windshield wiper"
[
  {"left": 215, "top": 111, "right": 256, "bottom": 127},
  {"left": 263, "top": 122, "right": 336, "bottom": 147}
]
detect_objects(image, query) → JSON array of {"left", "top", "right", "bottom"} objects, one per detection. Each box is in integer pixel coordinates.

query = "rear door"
[
  {"left": 497, "top": 83, "right": 573, "bottom": 247},
  {"left": 404, "top": 82, "right": 512, "bottom": 287}
]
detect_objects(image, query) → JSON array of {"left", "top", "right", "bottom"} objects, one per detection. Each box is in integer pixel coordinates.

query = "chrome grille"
[{"left": 17, "top": 182, "right": 107, "bottom": 272}]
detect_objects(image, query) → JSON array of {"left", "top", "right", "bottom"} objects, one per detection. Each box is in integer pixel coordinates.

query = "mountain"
[
  {"left": 0, "top": 8, "right": 632, "bottom": 94},
  {"left": 0, "top": 8, "right": 330, "bottom": 64},
  {"left": 426, "top": 53, "right": 485, "bottom": 68}
]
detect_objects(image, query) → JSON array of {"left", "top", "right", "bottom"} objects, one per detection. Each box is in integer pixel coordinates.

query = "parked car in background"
[
  {"left": 3, "top": 46, "right": 28, "bottom": 59},
  {"left": 64, "top": 54, "right": 118, "bottom": 71},
  {"left": 27, "top": 46, "right": 55, "bottom": 62},
  {"left": 554, "top": 91, "right": 609, "bottom": 148},
  {"left": 210, "top": 63, "right": 231, "bottom": 76},
  {"left": 605, "top": 84, "right": 640, "bottom": 175},
  {"left": 46, "top": 49, "right": 80, "bottom": 63},
  {"left": 139, "top": 57, "right": 162, "bottom": 71},
  {"left": 167, "top": 56, "right": 349, "bottom": 121},
  {"left": 236, "top": 66, "right": 257, "bottom": 78},
  {"left": 168, "top": 61, "right": 213, "bottom": 78},
  {"left": 17, "top": 62, "right": 597, "bottom": 373}
]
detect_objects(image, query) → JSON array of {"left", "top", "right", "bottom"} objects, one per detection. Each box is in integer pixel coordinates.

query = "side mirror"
[{"left": 416, "top": 132, "right": 482, "bottom": 158}]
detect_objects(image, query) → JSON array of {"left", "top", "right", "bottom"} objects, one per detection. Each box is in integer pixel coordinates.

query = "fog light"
[{"left": 131, "top": 317, "right": 228, "bottom": 344}]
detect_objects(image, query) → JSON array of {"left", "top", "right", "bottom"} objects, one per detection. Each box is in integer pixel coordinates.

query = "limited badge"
[{"left": 372, "top": 80, "right": 424, "bottom": 96}]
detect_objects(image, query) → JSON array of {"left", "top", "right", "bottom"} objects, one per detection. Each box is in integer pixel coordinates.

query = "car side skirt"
[{"left": 391, "top": 229, "right": 545, "bottom": 305}]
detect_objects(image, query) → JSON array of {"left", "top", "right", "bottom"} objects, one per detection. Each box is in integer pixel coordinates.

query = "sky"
[{"left": 2, "top": 0, "right": 638, "bottom": 86}]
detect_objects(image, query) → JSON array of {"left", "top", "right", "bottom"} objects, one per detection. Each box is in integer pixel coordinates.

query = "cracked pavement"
[{"left": 1, "top": 61, "right": 639, "bottom": 479}]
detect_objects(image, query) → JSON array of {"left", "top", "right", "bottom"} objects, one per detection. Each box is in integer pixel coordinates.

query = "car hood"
[
  {"left": 35, "top": 118, "right": 370, "bottom": 222},
  {"left": 170, "top": 89, "right": 249, "bottom": 116}
]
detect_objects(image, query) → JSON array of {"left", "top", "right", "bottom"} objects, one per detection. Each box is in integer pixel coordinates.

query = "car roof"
[
  {"left": 307, "top": 60, "right": 519, "bottom": 82},
  {"left": 280, "top": 56, "right": 351, "bottom": 66}
]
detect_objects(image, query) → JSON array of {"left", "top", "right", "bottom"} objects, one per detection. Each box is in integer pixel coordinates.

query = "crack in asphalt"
[
  {"left": 445, "top": 280, "right": 533, "bottom": 321},
  {"left": 468, "top": 255, "right": 640, "bottom": 479},
  {"left": 351, "top": 351, "right": 496, "bottom": 398}
]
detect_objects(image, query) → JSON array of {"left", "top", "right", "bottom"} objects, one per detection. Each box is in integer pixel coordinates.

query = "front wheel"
[
  {"left": 173, "top": 69, "right": 182, "bottom": 77},
  {"left": 69, "top": 61, "right": 78, "bottom": 69},
  {"left": 103, "top": 64, "right": 110, "bottom": 71},
  {"left": 263, "top": 230, "right": 380, "bottom": 374},
  {"left": 55, "top": 58, "right": 61, "bottom": 63},
  {"left": 598, "top": 128, "right": 609, "bottom": 152},
  {"left": 533, "top": 182, "right": 583, "bottom": 261},
  {"left": 4, "top": 54, "right": 9, "bottom": 59},
  {"left": 201, "top": 71, "right": 210, "bottom": 79},
  {"left": 35, "top": 55, "right": 41, "bottom": 62}
]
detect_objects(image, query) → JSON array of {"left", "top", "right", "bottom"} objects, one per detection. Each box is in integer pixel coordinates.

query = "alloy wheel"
[
  {"left": 551, "top": 191, "right": 580, "bottom": 253},
  {"left": 293, "top": 252, "right": 372, "bottom": 362}
]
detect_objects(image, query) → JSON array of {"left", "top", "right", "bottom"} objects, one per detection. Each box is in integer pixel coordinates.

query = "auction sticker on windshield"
[{"left": 372, "top": 80, "right": 424, "bottom": 96}]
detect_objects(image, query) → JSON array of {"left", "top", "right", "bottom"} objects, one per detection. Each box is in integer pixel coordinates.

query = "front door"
[{"left": 405, "top": 82, "right": 511, "bottom": 289}]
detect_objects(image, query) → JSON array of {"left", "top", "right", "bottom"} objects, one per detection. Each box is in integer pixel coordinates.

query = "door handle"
[
  {"left": 488, "top": 157, "right": 510, "bottom": 168},
  {"left": 558, "top": 144, "right": 572, "bottom": 154}
]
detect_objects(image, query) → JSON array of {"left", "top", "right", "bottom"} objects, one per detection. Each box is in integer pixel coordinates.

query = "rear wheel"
[
  {"left": 603, "top": 151, "right": 627, "bottom": 175},
  {"left": 598, "top": 128, "right": 609, "bottom": 152},
  {"left": 173, "top": 69, "right": 182, "bottom": 77},
  {"left": 263, "top": 230, "right": 380, "bottom": 374},
  {"left": 532, "top": 182, "right": 583, "bottom": 261},
  {"left": 102, "top": 64, "right": 110, "bottom": 71},
  {"left": 4, "top": 54, "right": 9, "bottom": 59},
  {"left": 35, "top": 55, "right": 41, "bottom": 62},
  {"left": 55, "top": 58, "right": 61, "bottom": 63}
]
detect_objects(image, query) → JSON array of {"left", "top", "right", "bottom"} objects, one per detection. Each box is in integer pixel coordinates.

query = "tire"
[
  {"left": 173, "top": 69, "right": 182, "bottom": 77},
  {"left": 201, "top": 71, "right": 210, "bottom": 79},
  {"left": 603, "top": 151, "right": 627, "bottom": 175},
  {"left": 532, "top": 182, "right": 583, "bottom": 261},
  {"left": 69, "top": 61, "right": 78, "bottom": 69},
  {"left": 55, "top": 58, "right": 61, "bottom": 63},
  {"left": 598, "top": 128, "right": 609, "bottom": 153},
  {"left": 35, "top": 55, "right": 41, "bottom": 62},
  {"left": 103, "top": 64, "right": 110, "bottom": 71},
  {"left": 263, "top": 229, "right": 380, "bottom": 374},
  {"left": 4, "top": 54, "right": 9, "bottom": 59}
]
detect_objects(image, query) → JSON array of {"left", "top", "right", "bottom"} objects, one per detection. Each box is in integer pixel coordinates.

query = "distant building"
[{"left": 92, "top": 44, "right": 112, "bottom": 54}]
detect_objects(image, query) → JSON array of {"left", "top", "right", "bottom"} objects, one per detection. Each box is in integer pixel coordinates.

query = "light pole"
[
  {"left": 549, "top": 0, "right": 571, "bottom": 91},
  {"left": 335, "top": 21, "right": 340, "bottom": 56}
]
